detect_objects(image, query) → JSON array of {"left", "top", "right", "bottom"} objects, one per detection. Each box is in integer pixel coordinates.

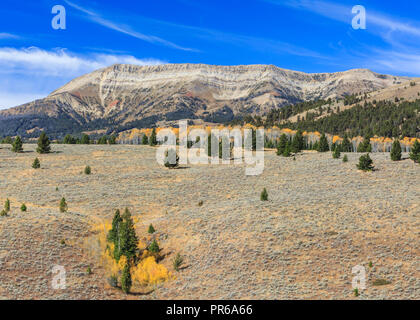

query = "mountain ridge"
[{"left": 0, "top": 63, "right": 412, "bottom": 138}]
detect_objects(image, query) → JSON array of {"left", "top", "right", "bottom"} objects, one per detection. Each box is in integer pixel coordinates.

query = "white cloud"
[
  {"left": 0, "top": 47, "right": 164, "bottom": 77},
  {"left": 0, "top": 47, "right": 165, "bottom": 109}
]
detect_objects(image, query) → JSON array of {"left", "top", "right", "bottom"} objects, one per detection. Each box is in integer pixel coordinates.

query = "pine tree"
[
  {"left": 409, "top": 140, "right": 420, "bottom": 163},
  {"left": 357, "top": 154, "right": 374, "bottom": 171},
  {"left": 148, "top": 240, "right": 160, "bottom": 253},
  {"left": 149, "top": 129, "right": 157, "bottom": 146},
  {"left": 118, "top": 208, "right": 138, "bottom": 262},
  {"left": 318, "top": 133, "right": 330, "bottom": 152},
  {"left": 121, "top": 263, "right": 132, "bottom": 294},
  {"left": 260, "top": 188, "right": 268, "bottom": 201},
  {"left": 277, "top": 134, "right": 288, "bottom": 156},
  {"left": 97, "top": 136, "right": 108, "bottom": 145},
  {"left": 107, "top": 209, "right": 122, "bottom": 244},
  {"left": 332, "top": 146, "right": 341, "bottom": 159},
  {"left": 59, "top": 197, "right": 68, "bottom": 213},
  {"left": 32, "top": 158, "right": 41, "bottom": 169},
  {"left": 37, "top": 132, "right": 51, "bottom": 154},
  {"left": 357, "top": 135, "right": 372, "bottom": 152},
  {"left": 148, "top": 224, "right": 156, "bottom": 234},
  {"left": 282, "top": 141, "right": 292, "bottom": 157},
  {"left": 109, "top": 135, "right": 117, "bottom": 145},
  {"left": 291, "top": 130, "right": 304, "bottom": 153},
  {"left": 84, "top": 165, "right": 91, "bottom": 175},
  {"left": 341, "top": 134, "right": 352, "bottom": 152},
  {"left": 4, "top": 199, "right": 10, "bottom": 213},
  {"left": 80, "top": 134, "right": 90, "bottom": 145},
  {"left": 390, "top": 140, "right": 402, "bottom": 161},
  {"left": 12, "top": 136, "right": 23, "bottom": 153},
  {"left": 63, "top": 134, "right": 76, "bottom": 144},
  {"left": 142, "top": 134, "right": 149, "bottom": 145}
]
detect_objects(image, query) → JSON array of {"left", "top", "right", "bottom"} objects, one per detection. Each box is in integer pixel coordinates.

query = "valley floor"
[{"left": 0, "top": 144, "right": 418, "bottom": 299}]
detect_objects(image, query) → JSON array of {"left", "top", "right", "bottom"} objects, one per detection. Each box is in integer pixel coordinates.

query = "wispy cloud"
[
  {"left": 267, "top": 0, "right": 420, "bottom": 41},
  {"left": 0, "top": 33, "right": 20, "bottom": 39},
  {"left": 264, "top": 0, "right": 420, "bottom": 75},
  {"left": 0, "top": 47, "right": 165, "bottom": 109},
  {"left": 64, "top": 0, "right": 195, "bottom": 52}
]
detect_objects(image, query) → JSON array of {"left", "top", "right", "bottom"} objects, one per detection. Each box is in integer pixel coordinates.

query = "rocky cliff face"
[{"left": 0, "top": 63, "right": 409, "bottom": 137}]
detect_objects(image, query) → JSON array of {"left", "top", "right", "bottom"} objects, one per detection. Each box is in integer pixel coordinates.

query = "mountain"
[{"left": 0, "top": 63, "right": 411, "bottom": 138}]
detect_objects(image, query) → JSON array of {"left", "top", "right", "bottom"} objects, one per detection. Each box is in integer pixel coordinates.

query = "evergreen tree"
[
  {"left": 357, "top": 154, "right": 374, "bottom": 171},
  {"left": 148, "top": 224, "right": 156, "bottom": 234},
  {"left": 142, "top": 134, "right": 149, "bottom": 145},
  {"left": 357, "top": 135, "right": 372, "bottom": 152},
  {"left": 343, "top": 155, "right": 349, "bottom": 163},
  {"left": 32, "top": 158, "right": 41, "bottom": 169},
  {"left": 291, "top": 130, "right": 304, "bottom": 153},
  {"left": 80, "top": 134, "right": 90, "bottom": 144},
  {"left": 318, "top": 133, "right": 330, "bottom": 152},
  {"left": 282, "top": 141, "right": 292, "bottom": 157},
  {"left": 37, "top": 132, "right": 51, "bottom": 154},
  {"left": 341, "top": 134, "right": 352, "bottom": 152},
  {"left": 108, "top": 135, "right": 117, "bottom": 145},
  {"left": 332, "top": 146, "right": 341, "bottom": 159},
  {"left": 84, "top": 165, "right": 91, "bottom": 175},
  {"left": 98, "top": 136, "right": 108, "bottom": 145},
  {"left": 118, "top": 208, "right": 138, "bottom": 262},
  {"left": 149, "top": 129, "right": 157, "bottom": 146},
  {"left": 12, "top": 136, "right": 23, "bottom": 153},
  {"left": 409, "top": 140, "right": 420, "bottom": 163},
  {"left": 390, "top": 140, "right": 402, "bottom": 161},
  {"left": 107, "top": 209, "right": 122, "bottom": 244},
  {"left": 148, "top": 240, "right": 160, "bottom": 253},
  {"left": 121, "top": 263, "right": 132, "bottom": 294},
  {"left": 63, "top": 134, "right": 76, "bottom": 144},
  {"left": 260, "top": 188, "right": 268, "bottom": 201},
  {"left": 4, "top": 199, "right": 10, "bottom": 213},
  {"left": 277, "top": 134, "right": 288, "bottom": 156},
  {"left": 59, "top": 197, "right": 68, "bottom": 213}
]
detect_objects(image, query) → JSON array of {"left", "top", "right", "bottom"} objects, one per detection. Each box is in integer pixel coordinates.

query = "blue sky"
[{"left": 1, "top": 0, "right": 420, "bottom": 109}]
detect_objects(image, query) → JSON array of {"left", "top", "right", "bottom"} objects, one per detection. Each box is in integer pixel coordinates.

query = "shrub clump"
[
  {"left": 20, "top": 204, "right": 27, "bottom": 212},
  {"left": 84, "top": 165, "right": 91, "bottom": 175},
  {"left": 342, "top": 155, "right": 349, "bottom": 163}
]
